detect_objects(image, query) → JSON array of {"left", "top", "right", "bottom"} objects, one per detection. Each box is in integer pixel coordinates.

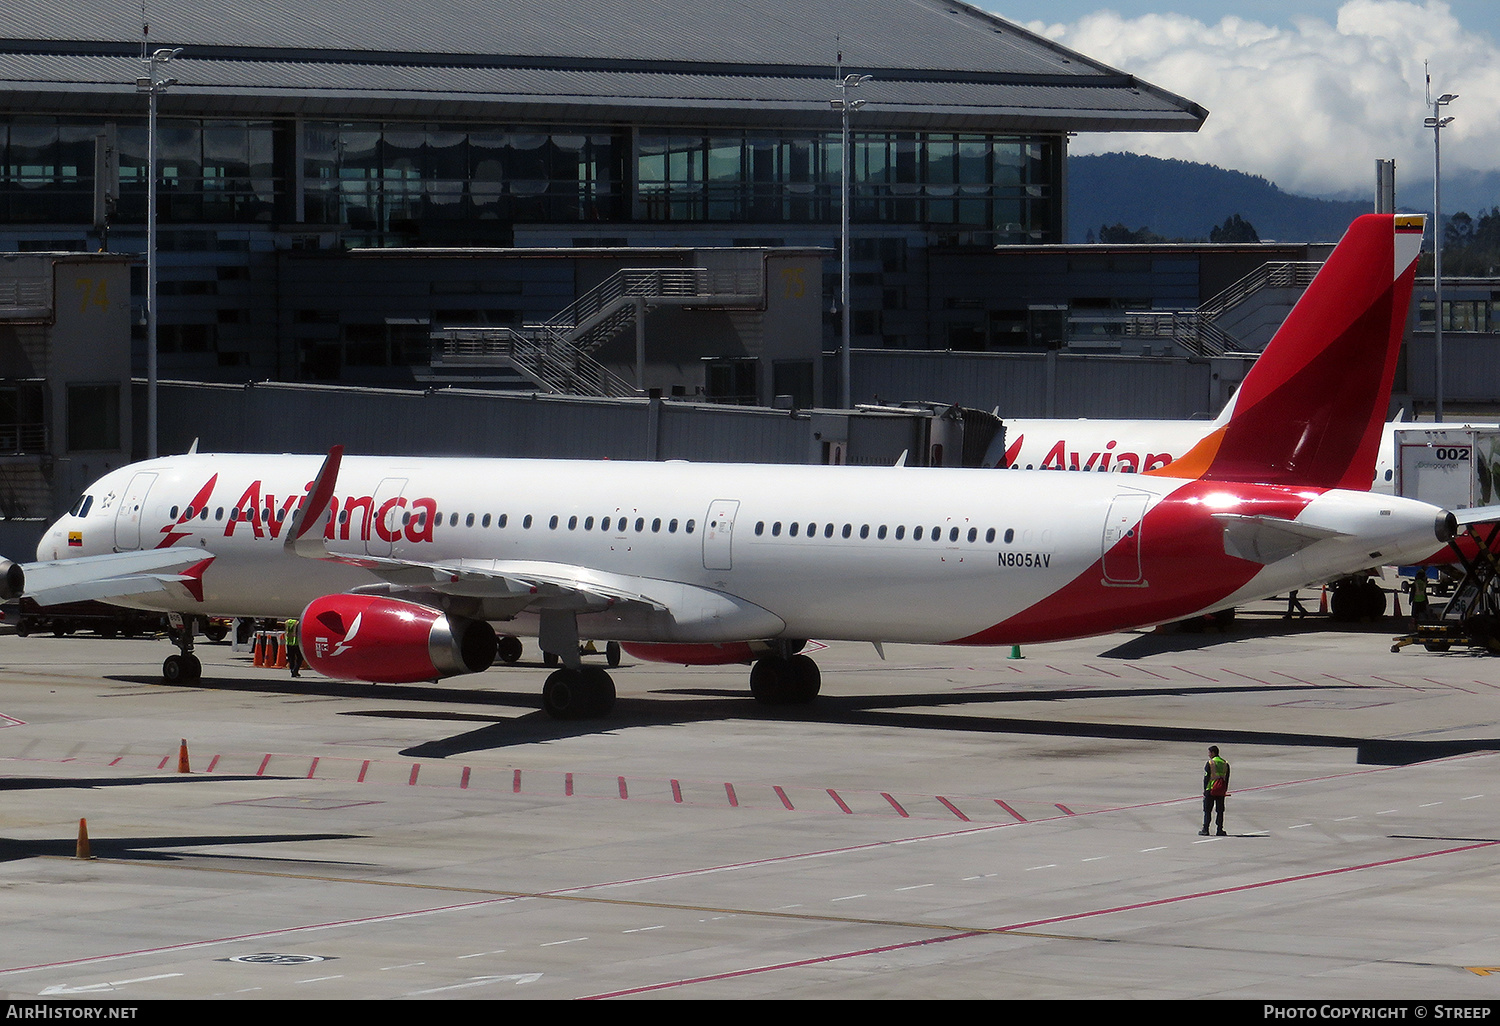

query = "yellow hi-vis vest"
[{"left": 1206, "top": 756, "right": 1230, "bottom": 797}]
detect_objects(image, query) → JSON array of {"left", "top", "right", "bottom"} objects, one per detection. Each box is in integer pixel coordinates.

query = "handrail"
[
  {"left": 433, "top": 327, "right": 637, "bottom": 398},
  {"left": 432, "top": 266, "right": 763, "bottom": 398},
  {"left": 539, "top": 266, "right": 763, "bottom": 347},
  {"left": 1118, "top": 260, "right": 1323, "bottom": 357},
  {"left": 1198, "top": 261, "right": 1320, "bottom": 320}
]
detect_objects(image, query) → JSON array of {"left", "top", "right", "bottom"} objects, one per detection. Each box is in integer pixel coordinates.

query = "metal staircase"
[
  {"left": 433, "top": 267, "right": 765, "bottom": 397},
  {"left": 1122, "top": 261, "right": 1322, "bottom": 357}
]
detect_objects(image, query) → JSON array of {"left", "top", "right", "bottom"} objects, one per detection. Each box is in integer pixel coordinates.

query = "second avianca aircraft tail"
[
  {"left": 9, "top": 214, "right": 1466, "bottom": 720},
  {"left": 1153, "top": 213, "right": 1425, "bottom": 488}
]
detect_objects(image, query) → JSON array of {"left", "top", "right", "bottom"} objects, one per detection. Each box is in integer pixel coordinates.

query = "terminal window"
[{"left": 66, "top": 383, "right": 120, "bottom": 452}]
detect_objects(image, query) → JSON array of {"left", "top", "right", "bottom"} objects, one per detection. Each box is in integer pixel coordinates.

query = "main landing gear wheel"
[
  {"left": 162, "top": 653, "right": 201, "bottom": 683},
  {"left": 749, "top": 653, "right": 821, "bottom": 706},
  {"left": 542, "top": 666, "right": 617, "bottom": 719},
  {"left": 497, "top": 635, "right": 524, "bottom": 664}
]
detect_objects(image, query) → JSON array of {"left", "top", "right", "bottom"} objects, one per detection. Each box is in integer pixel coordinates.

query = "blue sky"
[{"left": 975, "top": 2, "right": 1498, "bottom": 201}]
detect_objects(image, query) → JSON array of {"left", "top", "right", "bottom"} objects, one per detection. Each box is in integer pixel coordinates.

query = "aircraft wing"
[
  {"left": 18, "top": 549, "right": 215, "bottom": 606},
  {"left": 326, "top": 552, "right": 671, "bottom": 616}
]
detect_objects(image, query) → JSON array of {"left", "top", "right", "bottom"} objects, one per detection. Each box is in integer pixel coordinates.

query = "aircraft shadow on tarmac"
[
  {"left": 1099, "top": 610, "right": 1420, "bottom": 658},
  {"left": 108, "top": 654, "right": 1500, "bottom": 768},
  {"left": 0, "top": 774, "right": 365, "bottom": 865},
  {"left": 0, "top": 830, "right": 360, "bottom": 865}
]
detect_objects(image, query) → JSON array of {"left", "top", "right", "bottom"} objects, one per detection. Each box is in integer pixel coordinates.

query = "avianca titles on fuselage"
[{"left": 10, "top": 213, "right": 1477, "bottom": 720}]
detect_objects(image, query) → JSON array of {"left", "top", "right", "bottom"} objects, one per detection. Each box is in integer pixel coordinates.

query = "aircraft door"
[
  {"left": 113, "top": 472, "right": 158, "bottom": 551},
  {"left": 1101, "top": 490, "right": 1150, "bottom": 586},
  {"left": 366, "top": 477, "right": 409, "bottom": 556},
  {"left": 703, "top": 499, "right": 740, "bottom": 571}
]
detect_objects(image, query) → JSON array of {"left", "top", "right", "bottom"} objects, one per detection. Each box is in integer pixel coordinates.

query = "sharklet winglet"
[{"left": 286, "top": 446, "right": 344, "bottom": 557}]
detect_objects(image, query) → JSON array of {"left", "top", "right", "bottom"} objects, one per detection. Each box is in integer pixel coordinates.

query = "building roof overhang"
[{"left": 0, "top": 0, "right": 1206, "bottom": 134}]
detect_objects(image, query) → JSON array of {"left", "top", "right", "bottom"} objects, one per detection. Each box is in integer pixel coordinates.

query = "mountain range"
[{"left": 1067, "top": 152, "right": 1500, "bottom": 244}]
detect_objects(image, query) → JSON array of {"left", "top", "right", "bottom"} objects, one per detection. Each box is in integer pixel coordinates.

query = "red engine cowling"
[
  {"left": 301, "top": 594, "right": 497, "bottom": 683},
  {"left": 622, "top": 641, "right": 768, "bottom": 666}
]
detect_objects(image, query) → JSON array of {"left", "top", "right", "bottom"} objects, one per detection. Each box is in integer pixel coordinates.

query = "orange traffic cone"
[
  {"left": 252, "top": 632, "right": 265, "bottom": 667},
  {"left": 275, "top": 631, "right": 288, "bottom": 669},
  {"left": 177, "top": 738, "right": 191, "bottom": 774},
  {"left": 1319, "top": 586, "right": 1329, "bottom": 614},
  {"left": 76, "top": 818, "right": 92, "bottom": 860},
  {"left": 1393, "top": 590, "right": 1403, "bottom": 617}
]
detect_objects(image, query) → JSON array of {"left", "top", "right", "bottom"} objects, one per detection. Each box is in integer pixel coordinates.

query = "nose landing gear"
[{"left": 162, "top": 613, "right": 202, "bottom": 683}]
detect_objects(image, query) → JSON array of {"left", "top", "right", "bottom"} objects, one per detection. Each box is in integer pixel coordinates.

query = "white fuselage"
[{"left": 37, "top": 452, "right": 1452, "bottom": 648}]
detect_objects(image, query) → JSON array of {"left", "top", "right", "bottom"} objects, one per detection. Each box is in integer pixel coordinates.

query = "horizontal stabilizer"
[
  {"left": 1452, "top": 504, "right": 1500, "bottom": 527},
  {"left": 1216, "top": 513, "right": 1345, "bottom": 565}
]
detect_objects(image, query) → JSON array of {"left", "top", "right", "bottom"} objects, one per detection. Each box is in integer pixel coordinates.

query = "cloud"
[{"left": 1024, "top": 1, "right": 1498, "bottom": 199}]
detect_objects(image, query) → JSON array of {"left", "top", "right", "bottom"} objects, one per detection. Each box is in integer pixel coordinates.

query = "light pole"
[
  {"left": 831, "top": 63, "right": 869, "bottom": 410},
  {"left": 1424, "top": 72, "right": 1456, "bottom": 423},
  {"left": 136, "top": 45, "right": 180, "bottom": 460}
]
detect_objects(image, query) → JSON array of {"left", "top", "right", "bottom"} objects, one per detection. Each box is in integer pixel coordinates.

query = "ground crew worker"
[
  {"left": 1411, "top": 569, "right": 1429, "bottom": 624},
  {"left": 285, "top": 616, "right": 302, "bottom": 678},
  {"left": 1200, "top": 745, "right": 1230, "bottom": 836}
]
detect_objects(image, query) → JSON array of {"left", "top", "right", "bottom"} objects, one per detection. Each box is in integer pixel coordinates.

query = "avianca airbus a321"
[{"left": 2, "top": 214, "right": 1486, "bottom": 720}]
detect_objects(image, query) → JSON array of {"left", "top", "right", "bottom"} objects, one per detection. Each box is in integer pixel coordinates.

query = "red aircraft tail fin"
[{"left": 1149, "top": 213, "right": 1425, "bottom": 489}]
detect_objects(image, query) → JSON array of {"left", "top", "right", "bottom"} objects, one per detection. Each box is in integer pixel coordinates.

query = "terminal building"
[
  {"left": 5, "top": 1, "right": 1493, "bottom": 548},
  {"left": 0, "top": 0, "right": 1203, "bottom": 381}
]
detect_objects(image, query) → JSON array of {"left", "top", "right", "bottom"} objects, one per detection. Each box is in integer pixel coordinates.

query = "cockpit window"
[{"left": 69, "top": 495, "right": 94, "bottom": 518}]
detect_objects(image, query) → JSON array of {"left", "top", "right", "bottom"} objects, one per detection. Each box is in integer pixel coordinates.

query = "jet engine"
[
  {"left": 300, "top": 594, "right": 497, "bottom": 683},
  {"left": 0, "top": 559, "right": 23, "bottom": 600}
]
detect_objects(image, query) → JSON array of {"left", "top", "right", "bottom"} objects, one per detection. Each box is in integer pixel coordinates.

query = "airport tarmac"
[{"left": 1, "top": 603, "right": 1499, "bottom": 1001}]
